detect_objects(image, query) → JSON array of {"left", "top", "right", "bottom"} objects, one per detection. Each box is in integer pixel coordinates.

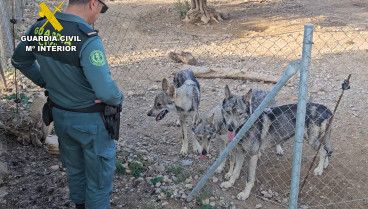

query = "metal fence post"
[
  {"left": 186, "top": 59, "right": 301, "bottom": 202},
  {"left": 289, "top": 24, "right": 314, "bottom": 209},
  {"left": 0, "top": 0, "right": 14, "bottom": 54}
]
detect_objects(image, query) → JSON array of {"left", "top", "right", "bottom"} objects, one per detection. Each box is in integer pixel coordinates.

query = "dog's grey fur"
[
  {"left": 192, "top": 89, "right": 277, "bottom": 178},
  {"left": 220, "top": 85, "right": 333, "bottom": 200},
  {"left": 147, "top": 69, "right": 201, "bottom": 155}
]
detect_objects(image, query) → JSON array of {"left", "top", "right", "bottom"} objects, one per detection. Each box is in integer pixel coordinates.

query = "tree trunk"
[{"left": 184, "top": 0, "right": 228, "bottom": 24}]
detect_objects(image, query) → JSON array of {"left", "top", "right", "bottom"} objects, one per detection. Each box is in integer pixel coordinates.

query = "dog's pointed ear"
[
  {"left": 224, "top": 85, "right": 231, "bottom": 99},
  {"left": 243, "top": 88, "right": 253, "bottom": 107},
  {"left": 162, "top": 78, "right": 169, "bottom": 91},
  {"left": 168, "top": 86, "right": 175, "bottom": 97},
  {"left": 206, "top": 113, "right": 214, "bottom": 124}
]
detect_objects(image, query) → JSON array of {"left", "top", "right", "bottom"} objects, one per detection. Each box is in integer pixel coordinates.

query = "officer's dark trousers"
[{"left": 52, "top": 108, "right": 116, "bottom": 209}]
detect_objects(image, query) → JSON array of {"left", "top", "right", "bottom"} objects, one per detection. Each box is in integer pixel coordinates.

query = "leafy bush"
[
  {"left": 173, "top": 0, "right": 190, "bottom": 19},
  {"left": 150, "top": 176, "right": 163, "bottom": 185},
  {"left": 129, "top": 161, "right": 147, "bottom": 178},
  {"left": 165, "top": 165, "right": 189, "bottom": 184},
  {"left": 115, "top": 161, "right": 126, "bottom": 175}
]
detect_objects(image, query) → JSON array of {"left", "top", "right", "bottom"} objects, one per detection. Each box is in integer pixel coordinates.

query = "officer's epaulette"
[
  {"left": 78, "top": 24, "right": 98, "bottom": 37},
  {"left": 37, "top": 16, "right": 47, "bottom": 21}
]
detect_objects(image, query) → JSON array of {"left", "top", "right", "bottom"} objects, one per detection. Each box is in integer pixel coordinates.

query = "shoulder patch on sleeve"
[
  {"left": 78, "top": 24, "right": 98, "bottom": 37},
  {"left": 89, "top": 50, "right": 106, "bottom": 66}
]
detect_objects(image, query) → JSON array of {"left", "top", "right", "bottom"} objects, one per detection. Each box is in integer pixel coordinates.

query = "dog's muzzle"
[
  {"left": 201, "top": 149, "right": 207, "bottom": 155},
  {"left": 155, "top": 110, "right": 169, "bottom": 121}
]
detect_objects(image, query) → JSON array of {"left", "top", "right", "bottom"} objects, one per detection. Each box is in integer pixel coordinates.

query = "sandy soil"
[{"left": 1, "top": 0, "right": 368, "bottom": 208}]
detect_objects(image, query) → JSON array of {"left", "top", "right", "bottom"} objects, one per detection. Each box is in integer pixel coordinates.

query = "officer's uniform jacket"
[{"left": 12, "top": 12, "right": 123, "bottom": 109}]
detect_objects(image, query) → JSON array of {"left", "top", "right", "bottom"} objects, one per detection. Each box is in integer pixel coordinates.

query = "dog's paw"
[
  {"left": 224, "top": 172, "right": 232, "bottom": 180},
  {"left": 180, "top": 143, "right": 189, "bottom": 156},
  {"left": 276, "top": 145, "right": 284, "bottom": 155},
  {"left": 215, "top": 167, "right": 224, "bottom": 174},
  {"left": 237, "top": 191, "right": 250, "bottom": 201},
  {"left": 176, "top": 120, "right": 181, "bottom": 127},
  {"left": 180, "top": 147, "right": 188, "bottom": 156},
  {"left": 220, "top": 181, "right": 233, "bottom": 189},
  {"left": 313, "top": 166, "right": 324, "bottom": 176}
]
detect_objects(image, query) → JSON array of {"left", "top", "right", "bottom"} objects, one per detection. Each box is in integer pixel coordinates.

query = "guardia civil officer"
[{"left": 11, "top": 1, "right": 123, "bottom": 208}]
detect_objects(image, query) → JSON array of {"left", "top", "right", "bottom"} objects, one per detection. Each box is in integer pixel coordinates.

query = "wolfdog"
[
  {"left": 220, "top": 85, "right": 333, "bottom": 200},
  {"left": 192, "top": 89, "right": 278, "bottom": 179},
  {"left": 147, "top": 69, "right": 201, "bottom": 155}
]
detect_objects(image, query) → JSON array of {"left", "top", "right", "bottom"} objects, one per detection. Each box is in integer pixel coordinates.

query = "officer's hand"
[{"left": 95, "top": 100, "right": 102, "bottom": 103}]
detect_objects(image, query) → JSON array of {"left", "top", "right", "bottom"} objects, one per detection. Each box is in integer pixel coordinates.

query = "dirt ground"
[{"left": 1, "top": 0, "right": 368, "bottom": 208}]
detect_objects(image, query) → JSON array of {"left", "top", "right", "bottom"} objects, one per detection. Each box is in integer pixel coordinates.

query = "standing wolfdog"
[
  {"left": 192, "top": 89, "right": 278, "bottom": 179},
  {"left": 147, "top": 69, "right": 201, "bottom": 155},
  {"left": 220, "top": 85, "right": 333, "bottom": 200}
]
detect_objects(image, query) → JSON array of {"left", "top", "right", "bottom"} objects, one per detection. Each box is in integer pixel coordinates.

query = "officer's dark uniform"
[{"left": 12, "top": 12, "right": 123, "bottom": 209}]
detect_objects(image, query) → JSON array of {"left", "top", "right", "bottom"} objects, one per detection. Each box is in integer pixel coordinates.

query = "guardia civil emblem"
[{"left": 90, "top": 50, "right": 106, "bottom": 66}]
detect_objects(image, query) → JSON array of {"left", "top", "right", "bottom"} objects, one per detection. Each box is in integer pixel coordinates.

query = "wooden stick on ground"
[{"left": 186, "top": 65, "right": 285, "bottom": 85}]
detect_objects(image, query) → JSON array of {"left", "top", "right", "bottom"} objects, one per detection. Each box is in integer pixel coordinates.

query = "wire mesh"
[{"left": 1, "top": 0, "right": 367, "bottom": 209}]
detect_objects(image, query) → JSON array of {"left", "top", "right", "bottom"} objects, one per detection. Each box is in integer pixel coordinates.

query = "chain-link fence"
[
  {"left": 1, "top": 0, "right": 367, "bottom": 208},
  {"left": 0, "top": 0, "right": 26, "bottom": 88}
]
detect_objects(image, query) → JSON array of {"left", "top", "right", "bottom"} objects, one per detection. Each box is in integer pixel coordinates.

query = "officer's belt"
[{"left": 50, "top": 99, "right": 105, "bottom": 113}]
